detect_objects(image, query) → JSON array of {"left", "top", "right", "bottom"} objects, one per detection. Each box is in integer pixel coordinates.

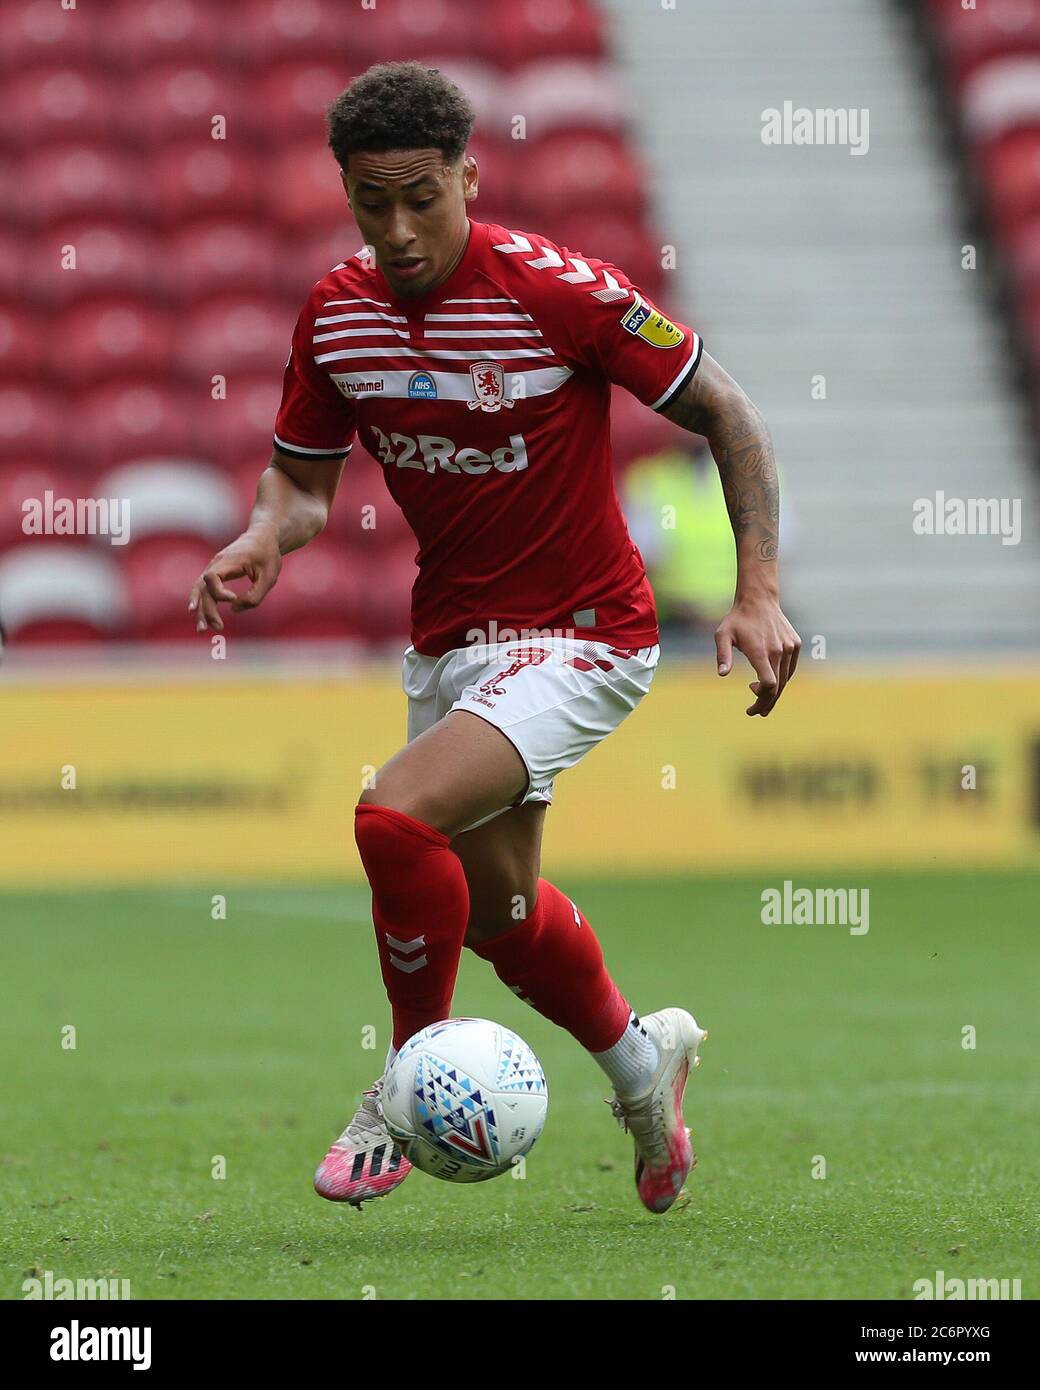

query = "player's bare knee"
[
  {"left": 355, "top": 785, "right": 454, "bottom": 834},
  {"left": 357, "top": 780, "right": 417, "bottom": 816}
]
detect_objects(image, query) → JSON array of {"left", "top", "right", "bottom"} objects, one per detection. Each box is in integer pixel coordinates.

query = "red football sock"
[
  {"left": 354, "top": 803, "right": 470, "bottom": 1050},
  {"left": 470, "top": 878, "right": 630, "bottom": 1051}
]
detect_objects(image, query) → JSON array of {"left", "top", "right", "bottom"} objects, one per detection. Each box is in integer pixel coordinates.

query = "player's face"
[{"left": 343, "top": 149, "right": 477, "bottom": 297}]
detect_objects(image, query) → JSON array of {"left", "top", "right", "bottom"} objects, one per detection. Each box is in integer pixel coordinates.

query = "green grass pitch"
[{"left": 2, "top": 871, "right": 1037, "bottom": 1301}]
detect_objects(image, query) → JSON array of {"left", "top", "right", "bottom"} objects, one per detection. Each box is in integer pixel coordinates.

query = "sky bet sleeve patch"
[{"left": 620, "top": 294, "right": 687, "bottom": 348}]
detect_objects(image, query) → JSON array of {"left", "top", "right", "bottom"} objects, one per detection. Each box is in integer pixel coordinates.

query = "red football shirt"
[{"left": 274, "top": 218, "right": 702, "bottom": 656}]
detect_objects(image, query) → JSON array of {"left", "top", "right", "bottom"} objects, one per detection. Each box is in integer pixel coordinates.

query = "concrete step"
[
  {"left": 704, "top": 330, "right": 1009, "bottom": 406},
  {"left": 658, "top": 173, "right": 968, "bottom": 251}
]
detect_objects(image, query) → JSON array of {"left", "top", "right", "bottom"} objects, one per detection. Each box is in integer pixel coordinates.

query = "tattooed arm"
[{"left": 661, "top": 352, "right": 800, "bottom": 715}]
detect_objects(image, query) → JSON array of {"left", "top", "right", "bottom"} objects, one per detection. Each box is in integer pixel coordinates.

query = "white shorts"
[{"left": 402, "top": 636, "right": 661, "bottom": 833}]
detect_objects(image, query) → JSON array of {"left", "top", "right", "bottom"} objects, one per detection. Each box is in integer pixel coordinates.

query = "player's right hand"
[{"left": 188, "top": 524, "right": 282, "bottom": 633}]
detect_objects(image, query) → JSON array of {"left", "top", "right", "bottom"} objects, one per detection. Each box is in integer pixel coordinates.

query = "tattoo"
[{"left": 662, "top": 365, "right": 779, "bottom": 564}]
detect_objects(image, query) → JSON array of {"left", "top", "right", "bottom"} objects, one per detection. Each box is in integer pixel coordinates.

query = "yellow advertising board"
[{"left": 0, "top": 667, "right": 1037, "bottom": 885}]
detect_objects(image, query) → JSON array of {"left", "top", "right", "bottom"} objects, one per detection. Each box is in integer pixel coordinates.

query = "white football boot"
[
  {"left": 606, "top": 1008, "right": 708, "bottom": 1214},
  {"left": 313, "top": 1079, "right": 412, "bottom": 1206}
]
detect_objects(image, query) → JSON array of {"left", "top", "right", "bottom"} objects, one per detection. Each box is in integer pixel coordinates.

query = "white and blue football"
[{"left": 381, "top": 1018, "right": 548, "bottom": 1183}]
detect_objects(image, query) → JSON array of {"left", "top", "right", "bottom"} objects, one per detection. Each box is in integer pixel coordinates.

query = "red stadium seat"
[
  {"left": 57, "top": 297, "right": 174, "bottom": 387},
  {"left": 120, "top": 534, "right": 216, "bottom": 642},
  {"left": 124, "top": 63, "right": 248, "bottom": 148},
  {"left": 8, "top": 470, "right": 133, "bottom": 550},
  {"left": 1009, "top": 211, "right": 1040, "bottom": 294},
  {"left": 249, "top": 60, "right": 357, "bottom": 145},
  {"left": 550, "top": 210, "right": 667, "bottom": 298},
  {"left": 165, "top": 220, "right": 280, "bottom": 303},
  {"left": 417, "top": 58, "right": 503, "bottom": 131},
  {"left": 0, "top": 304, "right": 46, "bottom": 385},
  {"left": 176, "top": 294, "right": 293, "bottom": 383},
  {"left": 74, "top": 379, "right": 202, "bottom": 468},
  {"left": 0, "top": 0, "right": 102, "bottom": 74},
  {"left": 978, "top": 127, "right": 1040, "bottom": 240},
  {"left": 276, "top": 227, "right": 363, "bottom": 299},
  {"left": 510, "top": 60, "right": 629, "bottom": 143},
  {"left": 0, "top": 545, "right": 126, "bottom": 643},
  {"left": 0, "top": 231, "right": 31, "bottom": 302},
  {"left": 151, "top": 141, "right": 262, "bottom": 228},
  {"left": 4, "top": 618, "right": 110, "bottom": 645},
  {"left": 5, "top": 66, "right": 116, "bottom": 153},
  {"left": 361, "top": 0, "right": 491, "bottom": 66},
  {"left": 100, "top": 0, "right": 230, "bottom": 69},
  {"left": 0, "top": 463, "right": 82, "bottom": 551},
  {"left": 264, "top": 140, "right": 349, "bottom": 234},
  {"left": 461, "top": 137, "right": 518, "bottom": 223},
  {"left": 0, "top": 384, "right": 62, "bottom": 464},
  {"left": 961, "top": 56, "right": 1040, "bottom": 147},
  {"left": 520, "top": 132, "right": 646, "bottom": 222},
  {"left": 485, "top": 0, "right": 608, "bottom": 70},
  {"left": 928, "top": 0, "right": 1040, "bottom": 88},
  {"left": 17, "top": 145, "right": 142, "bottom": 228},
  {"left": 7, "top": 620, "right": 112, "bottom": 644},
  {"left": 41, "top": 221, "right": 162, "bottom": 308},
  {"left": 97, "top": 459, "right": 240, "bottom": 546},
  {"left": 233, "top": 0, "right": 358, "bottom": 67},
  {"left": 204, "top": 373, "right": 284, "bottom": 468},
  {"left": 248, "top": 538, "right": 366, "bottom": 639}
]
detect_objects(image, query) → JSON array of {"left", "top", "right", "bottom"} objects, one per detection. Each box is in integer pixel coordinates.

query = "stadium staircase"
[{"left": 603, "top": 0, "right": 1040, "bottom": 656}]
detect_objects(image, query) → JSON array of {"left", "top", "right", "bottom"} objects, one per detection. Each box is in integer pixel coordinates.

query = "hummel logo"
[
  {"left": 491, "top": 232, "right": 631, "bottom": 302},
  {"left": 591, "top": 274, "right": 630, "bottom": 303},
  {"left": 386, "top": 933, "right": 427, "bottom": 974}
]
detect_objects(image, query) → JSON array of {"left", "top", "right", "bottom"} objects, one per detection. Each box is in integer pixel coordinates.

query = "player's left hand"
[{"left": 714, "top": 596, "right": 800, "bottom": 717}]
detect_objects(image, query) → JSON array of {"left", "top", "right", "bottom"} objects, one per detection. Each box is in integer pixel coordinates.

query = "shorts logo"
[
  {"left": 467, "top": 360, "right": 515, "bottom": 412},
  {"left": 620, "top": 295, "right": 685, "bottom": 349},
  {"left": 477, "top": 646, "right": 551, "bottom": 696},
  {"left": 408, "top": 371, "right": 437, "bottom": 400}
]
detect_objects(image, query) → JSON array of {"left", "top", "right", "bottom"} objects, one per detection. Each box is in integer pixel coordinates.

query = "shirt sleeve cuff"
[
  {"left": 649, "top": 334, "right": 704, "bottom": 412},
  {"left": 273, "top": 433, "right": 354, "bottom": 461}
]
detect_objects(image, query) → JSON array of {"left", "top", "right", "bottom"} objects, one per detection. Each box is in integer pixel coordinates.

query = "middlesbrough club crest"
[{"left": 467, "top": 360, "right": 515, "bottom": 412}]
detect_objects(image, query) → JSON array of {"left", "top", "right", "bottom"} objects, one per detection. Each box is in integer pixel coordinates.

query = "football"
[{"left": 380, "top": 1018, "right": 549, "bottom": 1183}]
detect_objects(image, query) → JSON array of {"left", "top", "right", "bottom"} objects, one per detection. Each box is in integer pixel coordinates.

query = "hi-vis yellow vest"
[{"left": 624, "top": 451, "right": 736, "bottom": 620}]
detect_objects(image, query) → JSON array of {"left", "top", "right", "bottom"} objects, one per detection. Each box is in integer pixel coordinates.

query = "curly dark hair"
[{"left": 326, "top": 62, "right": 476, "bottom": 169}]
